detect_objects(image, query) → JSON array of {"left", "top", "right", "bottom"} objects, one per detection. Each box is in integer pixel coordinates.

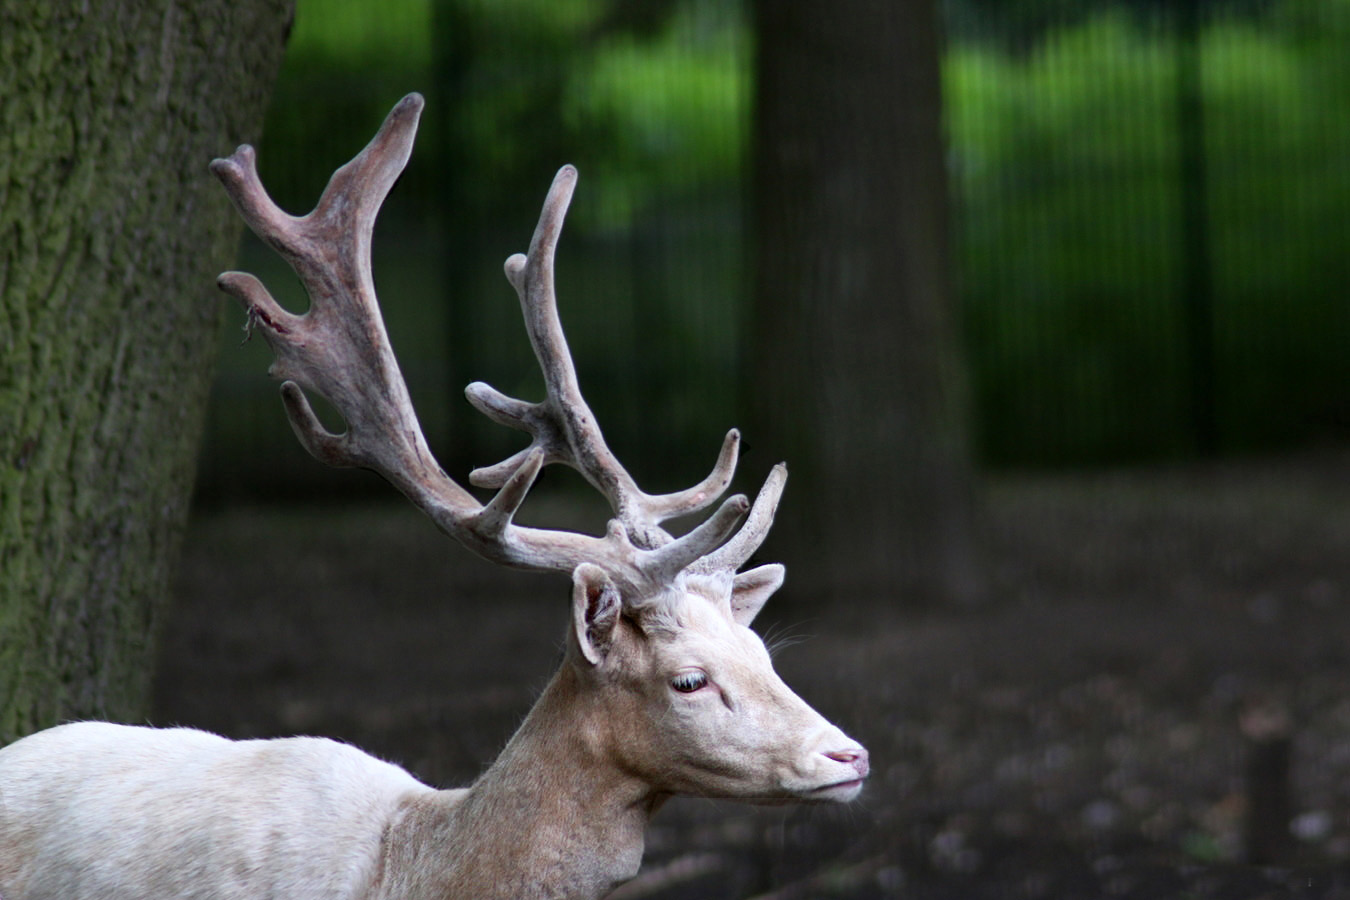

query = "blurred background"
[
  {"left": 195, "top": 0, "right": 1350, "bottom": 500},
  {"left": 158, "top": 0, "right": 1350, "bottom": 897}
]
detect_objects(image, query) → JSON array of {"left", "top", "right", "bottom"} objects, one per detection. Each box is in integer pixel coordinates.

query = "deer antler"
[
  {"left": 464, "top": 164, "right": 744, "bottom": 552},
  {"left": 210, "top": 92, "right": 781, "bottom": 595}
]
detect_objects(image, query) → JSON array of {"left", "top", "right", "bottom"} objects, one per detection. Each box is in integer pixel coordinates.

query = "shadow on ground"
[{"left": 155, "top": 450, "right": 1350, "bottom": 899}]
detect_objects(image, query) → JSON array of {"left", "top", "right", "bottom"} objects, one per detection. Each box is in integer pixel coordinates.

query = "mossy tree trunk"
[
  {"left": 748, "top": 0, "right": 982, "bottom": 606},
  {"left": 0, "top": 0, "right": 292, "bottom": 743}
]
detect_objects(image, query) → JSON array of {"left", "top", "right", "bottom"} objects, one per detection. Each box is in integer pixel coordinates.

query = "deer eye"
[{"left": 669, "top": 671, "right": 708, "bottom": 693}]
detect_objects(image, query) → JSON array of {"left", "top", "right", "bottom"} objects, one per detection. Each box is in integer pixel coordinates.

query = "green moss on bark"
[{"left": 0, "top": 0, "right": 292, "bottom": 743}]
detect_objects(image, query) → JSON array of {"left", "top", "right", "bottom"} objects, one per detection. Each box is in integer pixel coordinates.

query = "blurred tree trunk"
[
  {"left": 0, "top": 0, "right": 291, "bottom": 744},
  {"left": 748, "top": 0, "right": 981, "bottom": 605}
]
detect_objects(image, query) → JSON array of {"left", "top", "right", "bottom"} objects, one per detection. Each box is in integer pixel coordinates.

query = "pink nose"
[{"left": 824, "top": 747, "right": 870, "bottom": 779}]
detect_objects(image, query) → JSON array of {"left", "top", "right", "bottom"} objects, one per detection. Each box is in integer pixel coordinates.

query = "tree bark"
[
  {"left": 0, "top": 0, "right": 291, "bottom": 743},
  {"left": 748, "top": 0, "right": 981, "bottom": 605}
]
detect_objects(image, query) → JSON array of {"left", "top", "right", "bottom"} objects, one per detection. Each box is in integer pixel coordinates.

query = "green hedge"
[
  {"left": 200, "top": 0, "right": 1350, "bottom": 498},
  {"left": 948, "top": 0, "right": 1350, "bottom": 463}
]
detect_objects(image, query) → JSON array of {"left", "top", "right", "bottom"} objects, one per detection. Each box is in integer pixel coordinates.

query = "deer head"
[
  {"left": 0, "top": 93, "right": 865, "bottom": 900},
  {"left": 565, "top": 564, "right": 867, "bottom": 804},
  {"left": 210, "top": 91, "right": 866, "bottom": 883}
]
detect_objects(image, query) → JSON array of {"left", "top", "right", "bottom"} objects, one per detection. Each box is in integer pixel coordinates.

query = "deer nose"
[{"left": 824, "top": 747, "right": 869, "bottom": 779}]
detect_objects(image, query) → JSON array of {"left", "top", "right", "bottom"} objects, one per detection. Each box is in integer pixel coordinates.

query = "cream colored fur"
[
  {"left": 0, "top": 569, "right": 866, "bottom": 900},
  {"left": 0, "top": 94, "right": 868, "bottom": 900}
]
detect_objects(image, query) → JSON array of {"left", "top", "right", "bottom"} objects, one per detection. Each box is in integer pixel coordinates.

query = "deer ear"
[
  {"left": 730, "top": 564, "right": 784, "bottom": 626},
  {"left": 571, "top": 563, "right": 621, "bottom": 665}
]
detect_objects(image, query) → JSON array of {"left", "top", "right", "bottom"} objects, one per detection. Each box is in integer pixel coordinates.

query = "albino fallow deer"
[{"left": 0, "top": 93, "right": 867, "bottom": 900}]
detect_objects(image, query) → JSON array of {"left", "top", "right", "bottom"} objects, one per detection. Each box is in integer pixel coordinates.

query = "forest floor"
[{"left": 155, "top": 449, "right": 1350, "bottom": 899}]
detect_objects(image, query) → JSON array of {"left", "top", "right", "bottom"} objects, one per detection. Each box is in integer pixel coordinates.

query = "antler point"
[{"left": 219, "top": 97, "right": 785, "bottom": 584}]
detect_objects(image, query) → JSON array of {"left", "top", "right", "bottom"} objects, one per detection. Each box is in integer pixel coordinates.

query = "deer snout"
[
  {"left": 824, "top": 746, "right": 869, "bottom": 780},
  {"left": 795, "top": 740, "right": 868, "bottom": 802}
]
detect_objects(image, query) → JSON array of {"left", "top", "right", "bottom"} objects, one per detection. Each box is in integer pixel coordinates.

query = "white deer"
[{"left": 0, "top": 93, "right": 867, "bottom": 900}]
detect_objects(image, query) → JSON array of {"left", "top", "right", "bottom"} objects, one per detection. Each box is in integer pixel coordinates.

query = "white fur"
[
  {"left": 2, "top": 94, "right": 872, "bottom": 900},
  {"left": 0, "top": 723, "right": 433, "bottom": 900},
  {"left": 0, "top": 577, "right": 865, "bottom": 900}
]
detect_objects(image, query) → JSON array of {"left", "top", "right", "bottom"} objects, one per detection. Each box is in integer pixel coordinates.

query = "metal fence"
[
  {"left": 947, "top": 0, "right": 1350, "bottom": 464},
  {"left": 196, "top": 0, "right": 1350, "bottom": 501}
]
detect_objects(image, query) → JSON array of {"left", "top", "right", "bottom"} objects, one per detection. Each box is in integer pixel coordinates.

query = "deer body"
[
  {"left": 0, "top": 723, "right": 432, "bottom": 899},
  {"left": 0, "top": 689, "right": 650, "bottom": 900},
  {"left": 0, "top": 576, "right": 862, "bottom": 900},
  {"left": 0, "top": 94, "right": 866, "bottom": 900}
]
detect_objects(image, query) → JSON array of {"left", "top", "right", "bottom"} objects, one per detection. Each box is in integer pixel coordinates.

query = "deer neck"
[{"left": 383, "top": 664, "right": 657, "bottom": 900}]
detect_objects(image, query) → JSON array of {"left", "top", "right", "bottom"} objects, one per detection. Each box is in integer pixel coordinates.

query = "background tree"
[
  {"left": 0, "top": 0, "right": 292, "bottom": 743},
  {"left": 748, "top": 0, "right": 982, "bottom": 605}
]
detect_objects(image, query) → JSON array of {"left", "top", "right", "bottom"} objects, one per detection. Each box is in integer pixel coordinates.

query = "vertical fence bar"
[{"left": 1176, "top": 0, "right": 1218, "bottom": 456}]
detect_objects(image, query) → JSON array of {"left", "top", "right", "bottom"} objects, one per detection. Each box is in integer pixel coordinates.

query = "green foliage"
[
  {"left": 207, "top": 0, "right": 752, "bottom": 497},
  {"left": 251, "top": 0, "right": 436, "bottom": 214},
  {"left": 947, "top": 0, "right": 1350, "bottom": 463},
  {"left": 560, "top": 1, "right": 749, "bottom": 227},
  {"left": 285, "top": 0, "right": 433, "bottom": 69},
  {"left": 204, "top": 0, "right": 1350, "bottom": 492},
  {"left": 943, "top": 0, "right": 1279, "bottom": 48},
  {"left": 253, "top": 0, "right": 744, "bottom": 226}
]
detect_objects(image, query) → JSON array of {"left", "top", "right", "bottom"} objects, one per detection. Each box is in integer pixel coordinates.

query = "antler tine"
[
  {"left": 212, "top": 93, "right": 646, "bottom": 582},
  {"left": 311, "top": 92, "right": 421, "bottom": 232},
  {"left": 646, "top": 493, "right": 751, "bottom": 583},
  {"left": 688, "top": 464, "right": 788, "bottom": 576},
  {"left": 470, "top": 166, "right": 744, "bottom": 550},
  {"left": 211, "top": 93, "right": 446, "bottom": 483},
  {"left": 215, "top": 93, "right": 770, "bottom": 597}
]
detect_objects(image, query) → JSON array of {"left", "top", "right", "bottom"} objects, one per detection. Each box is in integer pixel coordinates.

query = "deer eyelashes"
[{"left": 669, "top": 670, "right": 709, "bottom": 693}]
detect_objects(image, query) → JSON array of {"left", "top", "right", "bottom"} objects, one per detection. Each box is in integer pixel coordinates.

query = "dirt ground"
[{"left": 154, "top": 450, "right": 1350, "bottom": 899}]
